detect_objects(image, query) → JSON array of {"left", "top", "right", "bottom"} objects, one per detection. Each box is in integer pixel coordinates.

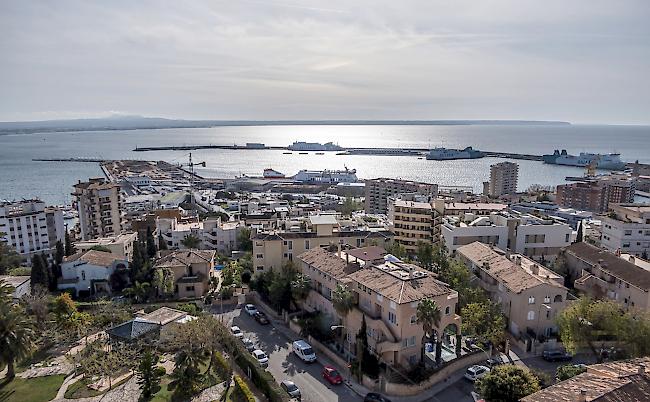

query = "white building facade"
[
  {"left": 601, "top": 204, "right": 650, "bottom": 257},
  {"left": 158, "top": 217, "right": 244, "bottom": 252}
]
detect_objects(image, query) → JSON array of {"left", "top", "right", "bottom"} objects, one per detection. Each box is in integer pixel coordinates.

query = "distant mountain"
[{"left": 0, "top": 115, "right": 571, "bottom": 134}]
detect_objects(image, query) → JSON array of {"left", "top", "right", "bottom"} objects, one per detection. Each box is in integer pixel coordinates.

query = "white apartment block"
[
  {"left": 442, "top": 211, "right": 574, "bottom": 260},
  {"left": 74, "top": 232, "right": 138, "bottom": 261},
  {"left": 73, "top": 178, "right": 123, "bottom": 241},
  {"left": 488, "top": 162, "right": 519, "bottom": 197},
  {"left": 365, "top": 178, "right": 438, "bottom": 215},
  {"left": 601, "top": 204, "right": 650, "bottom": 257},
  {"left": 0, "top": 200, "right": 64, "bottom": 262},
  {"left": 158, "top": 217, "right": 244, "bottom": 252}
]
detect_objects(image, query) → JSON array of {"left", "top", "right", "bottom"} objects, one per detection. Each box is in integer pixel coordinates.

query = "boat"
[
  {"left": 426, "top": 147, "right": 484, "bottom": 160},
  {"left": 299, "top": 152, "right": 308, "bottom": 155},
  {"left": 283, "top": 152, "right": 292, "bottom": 154},
  {"left": 263, "top": 168, "right": 286, "bottom": 179},
  {"left": 292, "top": 167, "right": 358, "bottom": 184},
  {"left": 288, "top": 141, "right": 343, "bottom": 151},
  {"left": 315, "top": 152, "right": 324, "bottom": 155},
  {"left": 543, "top": 150, "right": 626, "bottom": 170}
]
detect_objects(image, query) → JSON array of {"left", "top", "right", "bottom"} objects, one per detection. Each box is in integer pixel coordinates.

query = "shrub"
[
  {"left": 233, "top": 375, "right": 255, "bottom": 402},
  {"left": 213, "top": 350, "right": 232, "bottom": 380}
]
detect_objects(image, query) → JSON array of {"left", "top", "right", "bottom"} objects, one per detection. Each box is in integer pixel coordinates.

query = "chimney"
[
  {"left": 532, "top": 264, "right": 540, "bottom": 275},
  {"left": 638, "top": 364, "right": 646, "bottom": 375},
  {"left": 576, "top": 389, "right": 587, "bottom": 402},
  {"left": 516, "top": 256, "right": 522, "bottom": 266},
  {"left": 629, "top": 256, "right": 636, "bottom": 264}
]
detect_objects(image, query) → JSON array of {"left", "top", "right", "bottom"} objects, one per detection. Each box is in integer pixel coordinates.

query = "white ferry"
[
  {"left": 292, "top": 167, "right": 358, "bottom": 184},
  {"left": 551, "top": 152, "right": 625, "bottom": 170},
  {"left": 263, "top": 168, "right": 286, "bottom": 179},
  {"left": 288, "top": 141, "right": 343, "bottom": 151},
  {"left": 426, "top": 147, "right": 484, "bottom": 160}
]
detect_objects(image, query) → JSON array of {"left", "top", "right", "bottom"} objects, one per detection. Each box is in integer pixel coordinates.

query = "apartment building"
[
  {"left": 73, "top": 178, "right": 123, "bottom": 240},
  {"left": 153, "top": 249, "right": 216, "bottom": 299},
  {"left": 158, "top": 217, "right": 244, "bottom": 252},
  {"left": 74, "top": 232, "right": 138, "bottom": 261},
  {"left": 0, "top": 200, "right": 64, "bottom": 262},
  {"left": 252, "top": 214, "right": 392, "bottom": 272},
  {"left": 388, "top": 199, "right": 435, "bottom": 253},
  {"left": 562, "top": 242, "right": 650, "bottom": 311},
  {"left": 511, "top": 202, "right": 592, "bottom": 229},
  {"left": 488, "top": 162, "right": 519, "bottom": 197},
  {"left": 557, "top": 176, "right": 636, "bottom": 214},
  {"left": 299, "top": 246, "right": 461, "bottom": 368},
  {"left": 457, "top": 242, "right": 570, "bottom": 339},
  {"left": 365, "top": 178, "right": 438, "bottom": 215},
  {"left": 58, "top": 250, "right": 129, "bottom": 296},
  {"left": 601, "top": 204, "right": 650, "bottom": 257}
]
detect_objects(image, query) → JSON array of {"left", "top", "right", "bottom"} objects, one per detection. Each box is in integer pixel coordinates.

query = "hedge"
[
  {"left": 233, "top": 375, "right": 255, "bottom": 402},
  {"left": 213, "top": 350, "right": 232, "bottom": 380}
]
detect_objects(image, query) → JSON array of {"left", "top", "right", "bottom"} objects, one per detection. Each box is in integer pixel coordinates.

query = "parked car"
[
  {"left": 364, "top": 393, "right": 392, "bottom": 402},
  {"left": 543, "top": 350, "right": 573, "bottom": 362},
  {"left": 464, "top": 365, "right": 490, "bottom": 382},
  {"left": 252, "top": 349, "right": 269, "bottom": 367},
  {"left": 244, "top": 304, "right": 258, "bottom": 316},
  {"left": 254, "top": 311, "right": 270, "bottom": 325},
  {"left": 292, "top": 340, "right": 317, "bottom": 363},
  {"left": 486, "top": 356, "right": 505, "bottom": 368},
  {"left": 242, "top": 338, "right": 256, "bottom": 352},
  {"left": 281, "top": 380, "right": 301, "bottom": 399},
  {"left": 230, "top": 325, "right": 243, "bottom": 338},
  {"left": 322, "top": 365, "right": 343, "bottom": 385}
]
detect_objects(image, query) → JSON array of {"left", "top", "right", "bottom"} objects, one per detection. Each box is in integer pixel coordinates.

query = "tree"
[
  {"left": 461, "top": 301, "right": 505, "bottom": 347},
  {"left": 356, "top": 316, "right": 379, "bottom": 379},
  {"left": 53, "top": 292, "right": 77, "bottom": 320},
  {"left": 21, "top": 285, "right": 50, "bottom": 328},
  {"left": 476, "top": 365, "right": 540, "bottom": 402},
  {"left": 79, "top": 341, "right": 138, "bottom": 390},
  {"left": 181, "top": 234, "right": 201, "bottom": 249},
  {"left": 30, "top": 254, "right": 49, "bottom": 291},
  {"left": 290, "top": 273, "right": 311, "bottom": 306},
  {"left": 0, "top": 289, "right": 36, "bottom": 379},
  {"left": 341, "top": 196, "right": 361, "bottom": 216},
  {"left": 268, "top": 262, "right": 298, "bottom": 312},
  {"left": 124, "top": 281, "right": 151, "bottom": 303},
  {"left": 146, "top": 227, "right": 158, "bottom": 259},
  {"left": 574, "top": 220, "right": 584, "bottom": 243},
  {"left": 385, "top": 240, "right": 407, "bottom": 259},
  {"left": 237, "top": 227, "right": 252, "bottom": 252},
  {"left": 416, "top": 241, "right": 434, "bottom": 270},
  {"left": 55, "top": 240, "right": 65, "bottom": 265},
  {"left": 556, "top": 364, "right": 586, "bottom": 381},
  {"left": 332, "top": 283, "right": 354, "bottom": 350},
  {"left": 130, "top": 241, "right": 146, "bottom": 283},
  {"left": 416, "top": 298, "right": 442, "bottom": 364},
  {"left": 152, "top": 267, "right": 175, "bottom": 299},
  {"left": 169, "top": 348, "right": 206, "bottom": 398},
  {"left": 158, "top": 234, "right": 168, "bottom": 250},
  {"left": 64, "top": 229, "right": 76, "bottom": 256},
  {"left": 0, "top": 233, "right": 23, "bottom": 275},
  {"left": 137, "top": 350, "right": 163, "bottom": 398}
]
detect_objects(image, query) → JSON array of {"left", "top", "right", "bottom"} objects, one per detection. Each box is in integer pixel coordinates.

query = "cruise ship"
[
  {"left": 543, "top": 150, "right": 626, "bottom": 170},
  {"left": 426, "top": 147, "right": 484, "bottom": 160},
  {"left": 292, "top": 167, "right": 358, "bottom": 184},
  {"left": 288, "top": 141, "right": 343, "bottom": 151}
]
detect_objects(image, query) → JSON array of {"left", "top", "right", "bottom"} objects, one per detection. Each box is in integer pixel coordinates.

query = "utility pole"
[{"left": 180, "top": 152, "right": 205, "bottom": 211}]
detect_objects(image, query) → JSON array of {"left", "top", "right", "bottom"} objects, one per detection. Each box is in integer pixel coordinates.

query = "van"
[{"left": 292, "top": 340, "right": 317, "bottom": 363}]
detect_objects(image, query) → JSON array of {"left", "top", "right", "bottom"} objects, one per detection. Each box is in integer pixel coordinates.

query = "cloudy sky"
[{"left": 1, "top": 0, "right": 649, "bottom": 123}]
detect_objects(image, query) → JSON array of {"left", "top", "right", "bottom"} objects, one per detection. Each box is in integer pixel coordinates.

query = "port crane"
[{"left": 179, "top": 152, "right": 206, "bottom": 208}]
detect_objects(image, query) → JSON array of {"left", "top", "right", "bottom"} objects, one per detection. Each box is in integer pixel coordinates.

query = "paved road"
[
  {"left": 428, "top": 377, "right": 475, "bottom": 402},
  {"left": 220, "top": 306, "right": 363, "bottom": 402}
]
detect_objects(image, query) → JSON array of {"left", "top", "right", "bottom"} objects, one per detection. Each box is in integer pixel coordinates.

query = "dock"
[{"left": 32, "top": 157, "right": 110, "bottom": 163}]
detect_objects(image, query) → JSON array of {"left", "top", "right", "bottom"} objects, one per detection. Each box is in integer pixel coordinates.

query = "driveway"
[{"left": 220, "top": 306, "right": 363, "bottom": 402}]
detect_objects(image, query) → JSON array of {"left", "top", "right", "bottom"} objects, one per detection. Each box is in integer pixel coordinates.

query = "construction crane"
[{"left": 179, "top": 152, "right": 206, "bottom": 208}]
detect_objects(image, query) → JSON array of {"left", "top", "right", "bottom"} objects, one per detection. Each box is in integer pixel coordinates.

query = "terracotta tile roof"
[
  {"left": 565, "top": 242, "right": 650, "bottom": 291},
  {"left": 522, "top": 357, "right": 650, "bottom": 402},
  {"left": 252, "top": 230, "right": 392, "bottom": 241},
  {"left": 154, "top": 249, "right": 216, "bottom": 268},
  {"left": 298, "top": 248, "right": 361, "bottom": 280},
  {"left": 64, "top": 250, "right": 121, "bottom": 267},
  {"left": 457, "top": 242, "right": 563, "bottom": 294},
  {"left": 345, "top": 246, "right": 387, "bottom": 262}
]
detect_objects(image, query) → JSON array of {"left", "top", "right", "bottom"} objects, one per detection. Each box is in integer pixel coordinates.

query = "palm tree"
[
  {"left": 124, "top": 281, "right": 151, "bottom": 303},
  {"left": 0, "top": 297, "right": 36, "bottom": 379},
  {"left": 181, "top": 234, "right": 201, "bottom": 249},
  {"left": 416, "top": 298, "right": 442, "bottom": 365},
  {"left": 169, "top": 348, "right": 206, "bottom": 398},
  {"left": 290, "top": 274, "right": 311, "bottom": 307},
  {"left": 332, "top": 284, "right": 355, "bottom": 351}
]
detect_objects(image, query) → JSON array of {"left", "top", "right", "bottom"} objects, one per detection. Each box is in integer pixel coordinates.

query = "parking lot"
[{"left": 219, "top": 305, "right": 363, "bottom": 402}]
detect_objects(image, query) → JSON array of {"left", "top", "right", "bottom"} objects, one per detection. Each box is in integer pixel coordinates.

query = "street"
[{"left": 219, "top": 305, "right": 363, "bottom": 402}]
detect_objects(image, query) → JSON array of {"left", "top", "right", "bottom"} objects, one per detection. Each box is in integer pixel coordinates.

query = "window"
[
  {"left": 410, "top": 315, "right": 417, "bottom": 324},
  {"left": 445, "top": 306, "right": 451, "bottom": 315},
  {"left": 305, "top": 240, "right": 310, "bottom": 249},
  {"left": 527, "top": 311, "right": 535, "bottom": 321},
  {"left": 624, "top": 230, "right": 633, "bottom": 236},
  {"left": 544, "top": 296, "right": 551, "bottom": 303},
  {"left": 388, "top": 311, "right": 397, "bottom": 324},
  {"left": 553, "top": 295, "right": 563, "bottom": 303},
  {"left": 528, "top": 296, "right": 535, "bottom": 304},
  {"left": 256, "top": 266, "right": 264, "bottom": 271},
  {"left": 81, "top": 271, "right": 86, "bottom": 281},
  {"left": 256, "top": 254, "right": 263, "bottom": 259},
  {"left": 186, "top": 286, "right": 195, "bottom": 291},
  {"left": 565, "top": 234, "right": 570, "bottom": 242}
]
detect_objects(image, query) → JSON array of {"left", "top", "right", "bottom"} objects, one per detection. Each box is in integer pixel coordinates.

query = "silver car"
[
  {"left": 281, "top": 380, "right": 301, "bottom": 399},
  {"left": 242, "top": 338, "right": 256, "bottom": 352}
]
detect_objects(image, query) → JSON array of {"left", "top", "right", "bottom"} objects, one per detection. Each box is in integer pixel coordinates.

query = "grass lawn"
[
  {"left": 150, "top": 376, "right": 173, "bottom": 402},
  {"left": 0, "top": 375, "right": 66, "bottom": 402},
  {"left": 64, "top": 374, "right": 134, "bottom": 399}
]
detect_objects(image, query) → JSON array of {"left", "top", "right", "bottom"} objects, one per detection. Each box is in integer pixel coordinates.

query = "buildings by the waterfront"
[
  {"left": 0, "top": 199, "right": 64, "bottom": 262},
  {"left": 158, "top": 217, "right": 244, "bottom": 253},
  {"left": 364, "top": 178, "right": 438, "bottom": 215},
  {"left": 74, "top": 232, "right": 138, "bottom": 261},
  {"left": 556, "top": 174, "right": 636, "bottom": 213},
  {"left": 600, "top": 203, "right": 650, "bottom": 257},
  {"left": 487, "top": 161, "right": 519, "bottom": 197},
  {"left": 73, "top": 178, "right": 123, "bottom": 240}
]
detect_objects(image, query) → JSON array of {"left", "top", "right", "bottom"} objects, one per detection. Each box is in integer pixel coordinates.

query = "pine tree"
[
  {"left": 158, "top": 234, "right": 168, "bottom": 250},
  {"left": 146, "top": 227, "right": 157, "bottom": 259},
  {"left": 137, "top": 350, "right": 162, "bottom": 398},
  {"left": 55, "top": 240, "right": 65, "bottom": 265},
  {"left": 130, "top": 241, "right": 145, "bottom": 283},
  {"left": 30, "top": 254, "right": 49, "bottom": 291},
  {"left": 64, "top": 229, "right": 76, "bottom": 256}
]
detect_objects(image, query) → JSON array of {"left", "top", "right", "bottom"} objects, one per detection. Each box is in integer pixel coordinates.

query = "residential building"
[
  {"left": 73, "top": 178, "right": 123, "bottom": 240},
  {"left": 488, "top": 162, "right": 519, "bottom": 197},
  {"left": 58, "top": 249, "right": 129, "bottom": 297},
  {"left": 601, "top": 204, "right": 650, "bottom": 257},
  {"left": 442, "top": 211, "right": 574, "bottom": 260},
  {"left": 561, "top": 242, "right": 650, "bottom": 311},
  {"left": 388, "top": 199, "right": 434, "bottom": 253},
  {"left": 252, "top": 215, "right": 392, "bottom": 272},
  {"left": 153, "top": 249, "right": 216, "bottom": 299},
  {"left": 0, "top": 200, "right": 64, "bottom": 262},
  {"left": 521, "top": 357, "right": 650, "bottom": 402},
  {"left": 457, "top": 242, "right": 570, "bottom": 339},
  {"left": 557, "top": 175, "right": 636, "bottom": 213},
  {"left": 0, "top": 275, "right": 31, "bottom": 301},
  {"left": 299, "top": 246, "right": 461, "bottom": 369},
  {"left": 365, "top": 178, "right": 438, "bottom": 215},
  {"left": 511, "top": 202, "right": 592, "bottom": 229},
  {"left": 74, "top": 232, "right": 138, "bottom": 261},
  {"left": 158, "top": 217, "right": 244, "bottom": 252}
]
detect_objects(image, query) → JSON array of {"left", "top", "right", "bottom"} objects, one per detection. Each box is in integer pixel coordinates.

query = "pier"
[{"left": 32, "top": 157, "right": 110, "bottom": 163}]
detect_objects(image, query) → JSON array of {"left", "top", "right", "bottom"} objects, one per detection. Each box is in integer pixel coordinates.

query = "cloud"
[{"left": 0, "top": 0, "right": 648, "bottom": 123}]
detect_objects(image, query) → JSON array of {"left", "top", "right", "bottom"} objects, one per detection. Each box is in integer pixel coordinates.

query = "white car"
[
  {"left": 292, "top": 340, "right": 317, "bottom": 363},
  {"left": 242, "top": 337, "right": 256, "bottom": 352},
  {"left": 230, "top": 325, "right": 244, "bottom": 338},
  {"left": 464, "top": 365, "right": 490, "bottom": 382},
  {"left": 252, "top": 349, "right": 269, "bottom": 367},
  {"left": 244, "top": 304, "right": 258, "bottom": 316}
]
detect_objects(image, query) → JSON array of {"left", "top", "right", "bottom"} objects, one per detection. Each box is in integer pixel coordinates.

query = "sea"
[{"left": 1, "top": 124, "right": 649, "bottom": 206}]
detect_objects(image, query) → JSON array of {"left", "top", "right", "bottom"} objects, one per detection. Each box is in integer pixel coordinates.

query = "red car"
[{"left": 322, "top": 365, "right": 343, "bottom": 385}]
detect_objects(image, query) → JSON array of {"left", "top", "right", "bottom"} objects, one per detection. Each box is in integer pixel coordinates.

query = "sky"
[{"left": 1, "top": 0, "right": 649, "bottom": 124}]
